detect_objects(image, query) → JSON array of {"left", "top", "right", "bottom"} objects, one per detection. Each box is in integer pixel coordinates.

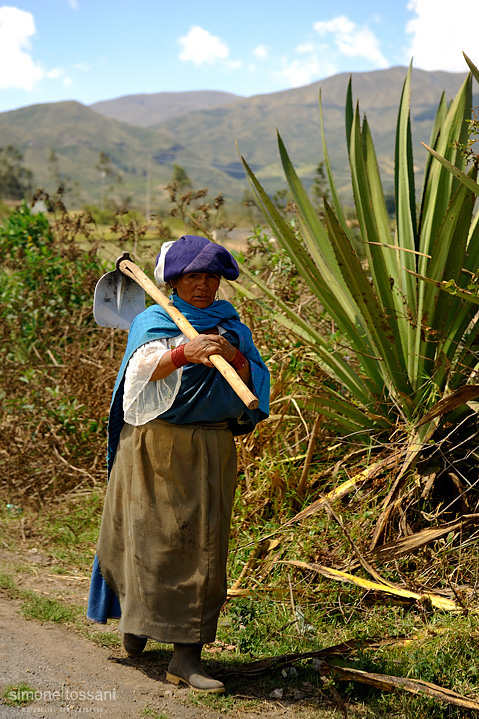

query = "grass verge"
[{"left": 2, "top": 683, "right": 37, "bottom": 707}]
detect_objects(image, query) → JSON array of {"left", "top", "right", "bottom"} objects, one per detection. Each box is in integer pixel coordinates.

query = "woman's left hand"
[
  {"left": 198, "top": 335, "right": 251, "bottom": 386},
  {"left": 150, "top": 333, "right": 251, "bottom": 384},
  {"left": 191, "top": 333, "right": 236, "bottom": 367}
]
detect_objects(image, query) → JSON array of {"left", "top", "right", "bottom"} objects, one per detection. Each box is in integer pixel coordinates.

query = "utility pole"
[
  {"left": 100, "top": 170, "right": 106, "bottom": 210},
  {"left": 145, "top": 156, "right": 151, "bottom": 223}
]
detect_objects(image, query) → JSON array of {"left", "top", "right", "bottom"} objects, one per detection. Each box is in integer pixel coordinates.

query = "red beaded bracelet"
[
  {"left": 230, "top": 348, "right": 247, "bottom": 370},
  {"left": 170, "top": 344, "right": 188, "bottom": 368}
]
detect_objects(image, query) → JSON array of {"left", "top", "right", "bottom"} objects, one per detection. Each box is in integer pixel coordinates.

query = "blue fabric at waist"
[{"left": 158, "top": 360, "right": 246, "bottom": 424}]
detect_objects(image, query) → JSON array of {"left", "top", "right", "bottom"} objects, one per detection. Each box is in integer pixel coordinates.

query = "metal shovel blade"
[{"left": 93, "top": 269, "right": 145, "bottom": 329}]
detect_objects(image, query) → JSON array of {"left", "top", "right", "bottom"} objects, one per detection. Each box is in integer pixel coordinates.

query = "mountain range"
[
  {"left": 91, "top": 90, "right": 240, "bottom": 127},
  {"left": 0, "top": 67, "right": 474, "bottom": 210}
]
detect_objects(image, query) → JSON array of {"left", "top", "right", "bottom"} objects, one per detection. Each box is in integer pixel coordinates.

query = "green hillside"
[
  {"left": 157, "top": 66, "right": 472, "bottom": 198},
  {"left": 0, "top": 101, "right": 247, "bottom": 208},
  {"left": 0, "top": 66, "right": 474, "bottom": 210}
]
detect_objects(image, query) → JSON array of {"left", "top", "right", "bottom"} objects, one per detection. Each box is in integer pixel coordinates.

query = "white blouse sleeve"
[{"left": 123, "top": 337, "right": 184, "bottom": 426}]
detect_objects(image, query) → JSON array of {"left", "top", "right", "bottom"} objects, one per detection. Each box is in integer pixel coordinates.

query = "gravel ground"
[{"left": 0, "top": 595, "right": 213, "bottom": 719}]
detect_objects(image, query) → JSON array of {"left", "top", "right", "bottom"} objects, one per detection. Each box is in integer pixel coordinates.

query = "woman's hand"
[
  {"left": 150, "top": 333, "right": 251, "bottom": 385},
  {"left": 185, "top": 334, "right": 236, "bottom": 367}
]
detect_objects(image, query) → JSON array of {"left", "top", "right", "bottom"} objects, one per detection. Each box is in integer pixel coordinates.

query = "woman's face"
[{"left": 171, "top": 272, "right": 221, "bottom": 308}]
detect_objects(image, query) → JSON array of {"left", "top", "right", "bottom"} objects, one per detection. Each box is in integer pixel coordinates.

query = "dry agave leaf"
[
  {"left": 241, "top": 454, "right": 399, "bottom": 551},
  {"left": 416, "top": 385, "right": 479, "bottom": 427},
  {"left": 371, "top": 387, "right": 479, "bottom": 550},
  {"left": 283, "top": 560, "right": 461, "bottom": 612},
  {"left": 324, "top": 663, "right": 479, "bottom": 710},
  {"left": 370, "top": 514, "right": 479, "bottom": 562},
  {"left": 285, "top": 455, "right": 399, "bottom": 527},
  {"left": 226, "top": 587, "right": 287, "bottom": 599},
  {"left": 322, "top": 498, "right": 401, "bottom": 591},
  {"left": 370, "top": 420, "right": 440, "bottom": 550},
  {"left": 371, "top": 387, "right": 479, "bottom": 551}
]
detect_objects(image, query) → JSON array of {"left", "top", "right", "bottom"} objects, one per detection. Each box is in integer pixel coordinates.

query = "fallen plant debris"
[
  {"left": 216, "top": 637, "right": 479, "bottom": 712},
  {"left": 323, "top": 664, "right": 479, "bottom": 711},
  {"left": 243, "top": 454, "right": 401, "bottom": 547},
  {"left": 217, "top": 636, "right": 413, "bottom": 677}
]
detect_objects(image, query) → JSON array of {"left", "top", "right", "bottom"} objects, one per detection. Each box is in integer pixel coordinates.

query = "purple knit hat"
[{"left": 157, "top": 235, "right": 239, "bottom": 282}]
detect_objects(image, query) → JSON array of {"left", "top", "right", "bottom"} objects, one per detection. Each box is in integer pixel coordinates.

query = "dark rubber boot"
[
  {"left": 166, "top": 643, "right": 225, "bottom": 693},
  {"left": 121, "top": 632, "right": 147, "bottom": 656}
]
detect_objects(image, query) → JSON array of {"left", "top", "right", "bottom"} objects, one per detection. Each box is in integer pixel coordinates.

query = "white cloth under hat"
[{"left": 154, "top": 240, "right": 175, "bottom": 284}]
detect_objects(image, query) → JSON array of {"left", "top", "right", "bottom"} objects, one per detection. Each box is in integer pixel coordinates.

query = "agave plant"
[{"left": 236, "top": 57, "right": 479, "bottom": 459}]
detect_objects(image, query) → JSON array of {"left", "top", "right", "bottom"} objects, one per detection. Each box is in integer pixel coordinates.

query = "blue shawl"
[{"left": 87, "top": 295, "right": 270, "bottom": 623}]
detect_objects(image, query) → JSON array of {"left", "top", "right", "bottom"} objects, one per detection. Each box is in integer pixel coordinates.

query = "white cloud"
[
  {"left": 46, "top": 68, "right": 62, "bottom": 79},
  {"left": 178, "top": 25, "right": 231, "bottom": 67},
  {"left": 314, "top": 15, "right": 387, "bottom": 66},
  {"left": 68, "top": 0, "right": 79, "bottom": 9},
  {"left": 0, "top": 7, "right": 73, "bottom": 93},
  {"left": 46, "top": 67, "right": 72, "bottom": 86},
  {"left": 296, "top": 42, "right": 315, "bottom": 55},
  {"left": 274, "top": 43, "right": 332, "bottom": 88},
  {"left": 406, "top": 0, "right": 479, "bottom": 72},
  {"left": 253, "top": 44, "right": 269, "bottom": 60},
  {"left": 0, "top": 6, "right": 44, "bottom": 90},
  {"left": 276, "top": 57, "right": 324, "bottom": 88},
  {"left": 273, "top": 14, "right": 388, "bottom": 89}
]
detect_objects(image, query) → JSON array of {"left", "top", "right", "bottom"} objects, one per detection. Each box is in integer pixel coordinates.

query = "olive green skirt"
[{"left": 96, "top": 418, "right": 237, "bottom": 644}]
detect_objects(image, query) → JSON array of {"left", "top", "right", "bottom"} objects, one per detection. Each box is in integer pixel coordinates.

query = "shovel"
[
  {"left": 93, "top": 265, "right": 145, "bottom": 330},
  {"left": 94, "top": 252, "right": 259, "bottom": 410}
]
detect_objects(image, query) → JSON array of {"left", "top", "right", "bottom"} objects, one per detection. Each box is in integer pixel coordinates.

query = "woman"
[{"left": 88, "top": 235, "right": 270, "bottom": 694}]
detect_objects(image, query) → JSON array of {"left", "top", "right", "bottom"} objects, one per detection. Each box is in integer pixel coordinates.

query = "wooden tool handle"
[{"left": 117, "top": 254, "right": 259, "bottom": 411}]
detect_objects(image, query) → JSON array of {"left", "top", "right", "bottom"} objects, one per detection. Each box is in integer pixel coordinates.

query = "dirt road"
[{"left": 0, "top": 595, "right": 211, "bottom": 718}]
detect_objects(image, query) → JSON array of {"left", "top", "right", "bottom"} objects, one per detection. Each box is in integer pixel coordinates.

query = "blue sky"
[{"left": 0, "top": 0, "right": 477, "bottom": 113}]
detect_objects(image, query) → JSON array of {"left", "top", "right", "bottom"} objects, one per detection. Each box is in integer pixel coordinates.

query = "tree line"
[{"left": 0, "top": 145, "right": 33, "bottom": 201}]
